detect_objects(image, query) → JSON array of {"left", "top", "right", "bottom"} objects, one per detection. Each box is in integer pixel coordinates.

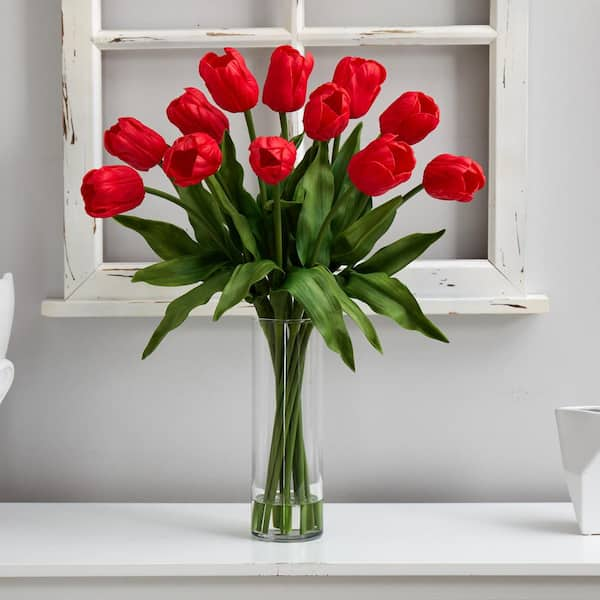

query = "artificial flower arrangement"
[{"left": 80, "top": 46, "right": 485, "bottom": 540}]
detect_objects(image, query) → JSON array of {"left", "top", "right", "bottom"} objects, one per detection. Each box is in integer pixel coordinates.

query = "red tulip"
[
  {"left": 81, "top": 165, "right": 145, "bottom": 218},
  {"left": 199, "top": 47, "right": 259, "bottom": 113},
  {"left": 348, "top": 134, "right": 416, "bottom": 196},
  {"left": 332, "top": 56, "right": 386, "bottom": 118},
  {"left": 263, "top": 45, "right": 314, "bottom": 113},
  {"left": 423, "top": 154, "right": 485, "bottom": 202},
  {"left": 162, "top": 133, "right": 222, "bottom": 187},
  {"left": 166, "top": 87, "right": 229, "bottom": 142},
  {"left": 303, "top": 83, "right": 351, "bottom": 141},
  {"left": 379, "top": 91, "right": 440, "bottom": 144},
  {"left": 249, "top": 136, "right": 297, "bottom": 185},
  {"left": 104, "top": 117, "right": 167, "bottom": 171}
]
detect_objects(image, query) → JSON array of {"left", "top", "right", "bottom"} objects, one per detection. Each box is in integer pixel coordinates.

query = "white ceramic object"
[
  {"left": 556, "top": 406, "right": 600, "bottom": 534},
  {"left": 0, "top": 273, "right": 14, "bottom": 404}
]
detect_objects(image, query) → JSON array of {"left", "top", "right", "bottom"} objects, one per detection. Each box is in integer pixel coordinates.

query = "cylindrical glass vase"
[{"left": 251, "top": 317, "right": 323, "bottom": 541}]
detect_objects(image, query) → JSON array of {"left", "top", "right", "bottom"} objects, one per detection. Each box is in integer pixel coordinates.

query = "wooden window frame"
[{"left": 44, "top": 0, "right": 548, "bottom": 317}]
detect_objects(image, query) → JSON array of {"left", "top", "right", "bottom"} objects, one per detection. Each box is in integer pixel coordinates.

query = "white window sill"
[{"left": 41, "top": 295, "right": 549, "bottom": 317}]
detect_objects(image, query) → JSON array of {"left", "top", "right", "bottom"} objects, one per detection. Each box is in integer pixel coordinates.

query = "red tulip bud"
[
  {"left": 166, "top": 87, "right": 229, "bottom": 142},
  {"left": 162, "top": 133, "right": 222, "bottom": 187},
  {"left": 333, "top": 56, "right": 386, "bottom": 118},
  {"left": 379, "top": 91, "right": 440, "bottom": 145},
  {"left": 199, "top": 47, "right": 259, "bottom": 113},
  {"left": 348, "top": 134, "right": 416, "bottom": 196},
  {"left": 104, "top": 117, "right": 167, "bottom": 171},
  {"left": 263, "top": 45, "right": 314, "bottom": 113},
  {"left": 303, "top": 83, "right": 351, "bottom": 141},
  {"left": 249, "top": 136, "right": 297, "bottom": 185},
  {"left": 81, "top": 165, "right": 145, "bottom": 218},
  {"left": 423, "top": 154, "right": 485, "bottom": 202}
]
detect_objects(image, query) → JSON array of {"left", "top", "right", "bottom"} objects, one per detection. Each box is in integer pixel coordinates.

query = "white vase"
[
  {"left": 556, "top": 406, "right": 600, "bottom": 534},
  {"left": 0, "top": 273, "right": 14, "bottom": 404}
]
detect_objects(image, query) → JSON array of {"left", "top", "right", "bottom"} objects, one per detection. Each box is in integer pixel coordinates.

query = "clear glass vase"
[{"left": 251, "top": 317, "right": 323, "bottom": 541}]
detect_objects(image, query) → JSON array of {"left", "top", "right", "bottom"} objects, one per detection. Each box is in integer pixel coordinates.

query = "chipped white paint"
[
  {"left": 62, "top": 0, "right": 103, "bottom": 298},
  {"left": 488, "top": 0, "right": 528, "bottom": 290},
  {"left": 41, "top": 296, "right": 549, "bottom": 318},
  {"left": 300, "top": 25, "right": 498, "bottom": 46},
  {"left": 93, "top": 28, "right": 293, "bottom": 50},
  {"left": 53, "top": 0, "right": 545, "bottom": 316},
  {"left": 42, "top": 260, "right": 549, "bottom": 316},
  {"left": 62, "top": 260, "right": 534, "bottom": 303}
]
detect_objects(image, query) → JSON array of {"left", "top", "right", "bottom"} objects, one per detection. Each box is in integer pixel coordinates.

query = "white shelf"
[
  {"left": 41, "top": 295, "right": 549, "bottom": 317},
  {"left": 0, "top": 503, "right": 597, "bottom": 578}
]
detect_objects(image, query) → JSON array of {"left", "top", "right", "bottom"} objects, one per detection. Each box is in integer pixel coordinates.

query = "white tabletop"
[{"left": 0, "top": 503, "right": 599, "bottom": 578}]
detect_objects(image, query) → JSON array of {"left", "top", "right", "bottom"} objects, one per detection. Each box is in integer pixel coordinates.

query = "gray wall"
[{"left": 0, "top": 0, "right": 595, "bottom": 501}]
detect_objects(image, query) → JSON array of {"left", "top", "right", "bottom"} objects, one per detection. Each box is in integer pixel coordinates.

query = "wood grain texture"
[{"left": 62, "top": 0, "right": 103, "bottom": 298}]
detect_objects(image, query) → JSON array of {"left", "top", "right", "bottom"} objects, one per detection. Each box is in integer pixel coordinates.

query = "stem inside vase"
[{"left": 251, "top": 317, "right": 323, "bottom": 541}]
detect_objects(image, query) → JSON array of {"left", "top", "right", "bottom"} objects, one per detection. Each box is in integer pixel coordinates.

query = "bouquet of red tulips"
[{"left": 81, "top": 46, "right": 485, "bottom": 539}]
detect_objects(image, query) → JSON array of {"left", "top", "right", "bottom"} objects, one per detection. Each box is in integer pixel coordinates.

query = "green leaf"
[
  {"left": 330, "top": 183, "right": 370, "bottom": 238},
  {"left": 358, "top": 195, "right": 374, "bottom": 218},
  {"left": 311, "top": 266, "right": 382, "bottom": 354},
  {"left": 282, "top": 267, "right": 355, "bottom": 370},
  {"left": 356, "top": 230, "right": 445, "bottom": 275},
  {"left": 218, "top": 131, "right": 261, "bottom": 222},
  {"left": 132, "top": 256, "right": 226, "bottom": 287},
  {"left": 218, "top": 131, "right": 244, "bottom": 197},
  {"left": 283, "top": 142, "right": 318, "bottom": 200},
  {"left": 331, "top": 123, "right": 362, "bottom": 197},
  {"left": 342, "top": 271, "right": 449, "bottom": 343},
  {"left": 332, "top": 193, "right": 407, "bottom": 266},
  {"left": 208, "top": 178, "right": 261, "bottom": 259},
  {"left": 265, "top": 199, "right": 303, "bottom": 210},
  {"left": 175, "top": 184, "right": 235, "bottom": 259},
  {"left": 213, "top": 259, "right": 281, "bottom": 320},
  {"left": 295, "top": 143, "right": 335, "bottom": 265},
  {"left": 113, "top": 215, "right": 201, "bottom": 261},
  {"left": 291, "top": 132, "right": 305, "bottom": 148},
  {"left": 142, "top": 270, "right": 231, "bottom": 359}
]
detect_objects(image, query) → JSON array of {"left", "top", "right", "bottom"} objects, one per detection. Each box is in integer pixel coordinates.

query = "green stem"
[
  {"left": 272, "top": 183, "right": 283, "bottom": 270},
  {"left": 404, "top": 183, "right": 424, "bottom": 201},
  {"left": 282, "top": 326, "right": 311, "bottom": 493},
  {"left": 331, "top": 135, "right": 340, "bottom": 162},
  {"left": 262, "top": 338, "right": 301, "bottom": 533},
  {"left": 205, "top": 174, "right": 230, "bottom": 206},
  {"left": 144, "top": 186, "right": 186, "bottom": 207},
  {"left": 259, "top": 320, "right": 312, "bottom": 534},
  {"left": 244, "top": 110, "right": 257, "bottom": 141},
  {"left": 280, "top": 325, "right": 311, "bottom": 533},
  {"left": 279, "top": 112, "right": 289, "bottom": 140}
]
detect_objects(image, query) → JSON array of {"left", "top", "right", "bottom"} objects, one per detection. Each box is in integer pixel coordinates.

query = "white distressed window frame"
[{"left": 43, "top": 0, "right": 548, "bottom": 317}]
